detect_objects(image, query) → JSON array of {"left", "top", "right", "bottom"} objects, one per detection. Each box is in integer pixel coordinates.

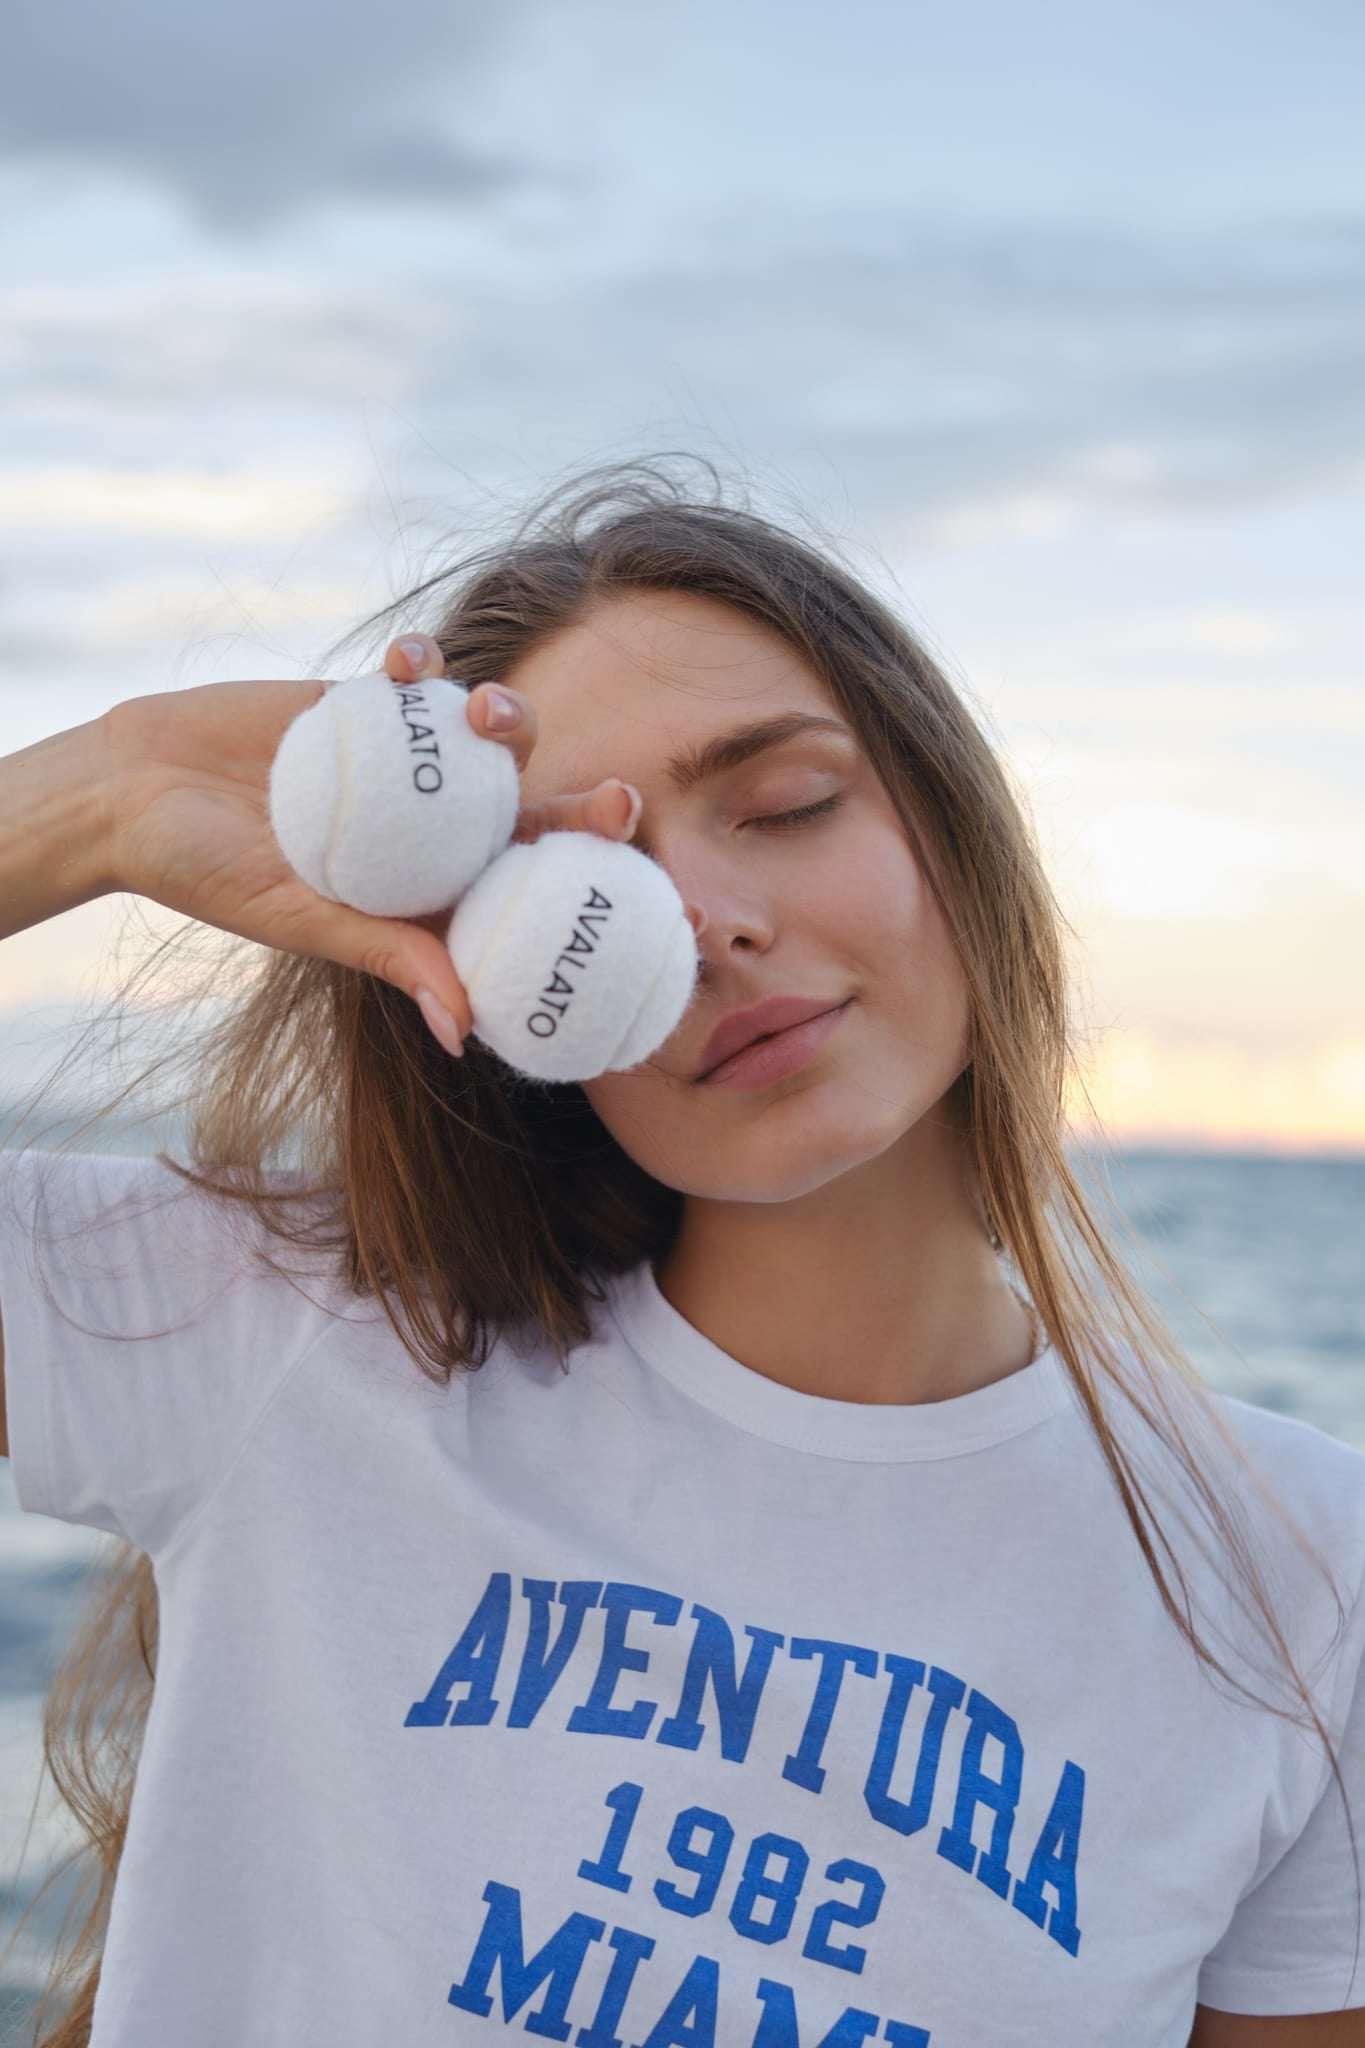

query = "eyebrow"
[{"left": 665, "top": 712, "right": 855, "bottom": 794}]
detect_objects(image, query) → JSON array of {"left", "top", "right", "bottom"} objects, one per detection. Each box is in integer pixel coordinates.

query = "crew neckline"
[{"left": 604, "top": 1258, "right": 1078, "bottom": 1464}]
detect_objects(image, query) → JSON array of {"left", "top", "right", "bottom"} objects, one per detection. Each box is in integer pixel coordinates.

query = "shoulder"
[
  {"left": 1102, "top": 1334, "right": 1365, "bottom": 1565},
  {"left": 0, "top": 1144, "right": 246, "bottom": 1229},
  {"left": 0, "top": 1143, "right": 355, "bottom": 1315},
  {"left": 1097, "top": 1351, "right": 1365, "bottom": 1706},
  {"left": 1203, "top": 1390, "right": 1365, "bottom": 1708},
  {"left": 1212, "top": 1390, "right": 1365, "bottom": 1552},
  {"left": 0, "top": 1146, "right": 188, "bottom": 1274}
]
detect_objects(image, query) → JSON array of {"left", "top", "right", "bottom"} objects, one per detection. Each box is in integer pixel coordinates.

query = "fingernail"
[
  {"left": 483, "top": 686, "right": 519, "bottom": 731},
  {"left": 415, "top": 986, "right": 464, "bottom": 1057},
  {"left": 612, "top": 781, "right": 642, "bottom": 835},
  {"left": 398, "top": 637, "right": 428, "bottom": 669}
]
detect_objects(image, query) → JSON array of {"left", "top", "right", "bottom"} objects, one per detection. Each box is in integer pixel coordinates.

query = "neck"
[{"left": 652, "top": 1087, "right": 1038, "bottom": 1406}]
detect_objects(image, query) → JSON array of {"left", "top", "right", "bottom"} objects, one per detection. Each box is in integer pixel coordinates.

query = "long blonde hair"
[{"left": 2, "top": 453, "right": 1355, "bottom": 2043}]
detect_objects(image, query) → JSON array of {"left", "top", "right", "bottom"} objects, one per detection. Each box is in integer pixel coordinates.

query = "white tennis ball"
[
  {"left": 268, "top": 670, "right": 520, "bottom": 918},
  {"left": 446, "top": 831, "right": 700, "bottom": 1082}
]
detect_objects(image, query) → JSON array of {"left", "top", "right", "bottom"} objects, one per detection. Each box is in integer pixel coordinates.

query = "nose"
[
  {"left": 656, "top": 832, "right": 770, "bottom": 955},
  {"left": 674, "top": 866, "right": 773, "bottom": 956}
]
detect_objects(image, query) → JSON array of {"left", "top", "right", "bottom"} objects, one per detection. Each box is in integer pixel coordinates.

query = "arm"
[
  {"left": 1191, "top": 2007, "right": 1365, "bottom": 2043},
  {"left": 0, "top": 715, "right": 120, "bottom": 1461},
  {"left": 0, "top": 715, "right": 121, "bottom": 940},
  {"left": 0, "top": 643, "right": 645, "bottom": 1467}
]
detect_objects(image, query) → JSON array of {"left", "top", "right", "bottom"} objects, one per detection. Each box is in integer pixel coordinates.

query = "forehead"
[{"left": 499, "top": 587, "right": 842, "bottom": 801}]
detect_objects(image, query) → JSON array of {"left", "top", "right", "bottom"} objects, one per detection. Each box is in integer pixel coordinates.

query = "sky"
[{"left": 1, "top": 0, "right": 1361, "bottom": 1151}]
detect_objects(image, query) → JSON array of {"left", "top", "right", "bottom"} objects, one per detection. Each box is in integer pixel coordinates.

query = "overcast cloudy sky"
[{"left": 1, "top": 0, "right": 1361, "bottom": 1150}]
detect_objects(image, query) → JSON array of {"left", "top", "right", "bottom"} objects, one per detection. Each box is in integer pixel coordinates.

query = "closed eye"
[{"left": 748, "top": 794, "right": 844, "bottom": 831}]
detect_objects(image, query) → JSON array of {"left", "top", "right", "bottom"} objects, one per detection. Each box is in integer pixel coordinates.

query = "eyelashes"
[
  {"left": 747, "top": 793, "right": 845, "bottom": 832},
  {"left": 631, "top": 791, "right": 845, "bottom": 859}
]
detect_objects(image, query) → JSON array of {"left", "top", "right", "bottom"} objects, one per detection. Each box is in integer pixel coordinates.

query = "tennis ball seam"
[
  {"left": 462, "top": 844, "right": 543, "bottom": 1010},
  {"left": 322, "top": 691, "right": 355, "bottom": 898},
  {"left": 480, "top": 743, "right": 520, "bottom": 872},
  {"left": 604, "top": 908, "right": 693, "bottom": 1071}
]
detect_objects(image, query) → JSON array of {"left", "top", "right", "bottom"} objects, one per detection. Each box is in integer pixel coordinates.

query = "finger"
[
  {"left": 463, "top": 680, "right": 540, "bottom": 775},
  {"left": 383, "top": 633, "right": 446, "bottom": 684},
  {"left": 265, "top": 884, "right": 474, "bottom": 1046},
  {"left": 338, "top": 910, "right": 474, "bottom": 1061},
  {"left": 512, "top": 778, "right": 642, "bottom": 846}
]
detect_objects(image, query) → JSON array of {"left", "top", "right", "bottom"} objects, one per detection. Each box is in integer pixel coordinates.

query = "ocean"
[{"left": 0, "top": 1142, "right": 1361, "bottom": 2027}]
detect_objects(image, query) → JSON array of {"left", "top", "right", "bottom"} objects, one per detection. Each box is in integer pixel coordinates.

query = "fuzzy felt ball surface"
[
  {"left": 445, "top": 830, "right": 700, "bottom": 1081},
  {"left": 268, "top": 671, "right": 520, "bottom": 917}
]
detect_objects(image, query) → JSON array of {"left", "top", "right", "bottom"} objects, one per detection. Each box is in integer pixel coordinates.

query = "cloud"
[
  {"left": 1074, "top": 802, "right": 1303, "bottom": 920},
  {"left": 7, "top": 208, "right": 1363, "bottom": 531},
  {"left": 0, "top": 0, "right": 534, "bottom": 230},
  {"left": 379, "top": 207, "right": 1365, "bottom": 535},
  {"left": 0, "top": 466, "right": 347, "bottom": 536}
]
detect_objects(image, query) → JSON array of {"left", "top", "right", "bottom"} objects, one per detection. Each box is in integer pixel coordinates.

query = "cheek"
[
  {"left": 841, "top": 817, "right": 972, "bottom": 1058},
  {"left": 834, "top": 815, "right": 922, "bottom": 945},
  {"left": 827, "top": 814, "right": 952, "bottom": 980},
  {"left": 582, "top": 817, "right": 966, "bottom": 1123},
  {"left": 577, "top": 815, "right": 970, "bottom": 1171}
]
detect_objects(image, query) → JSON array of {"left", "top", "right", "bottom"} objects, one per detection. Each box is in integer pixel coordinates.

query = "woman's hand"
[{"left": 103, "top": 634, "right": 644, "bottom": 1056}]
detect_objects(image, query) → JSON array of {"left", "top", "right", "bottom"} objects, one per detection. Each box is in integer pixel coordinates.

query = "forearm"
[{"left": 0, "top": 717, "right": 120, "bottom": 939}]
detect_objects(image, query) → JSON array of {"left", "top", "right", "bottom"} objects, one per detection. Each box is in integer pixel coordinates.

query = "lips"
[{"left": 695, "top": 994, "right": 847, "bottom": 1081}]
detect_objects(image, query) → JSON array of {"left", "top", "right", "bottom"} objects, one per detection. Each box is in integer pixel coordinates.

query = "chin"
[{"left": 591, "top": 1082, "right": 910, "bottom": 1206}]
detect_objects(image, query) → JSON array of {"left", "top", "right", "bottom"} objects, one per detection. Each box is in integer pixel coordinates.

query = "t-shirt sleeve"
[
  {"left": 0, "top": 1146, "right": 336, "bottom": 1560},
  {"left": 1195, "top": 1508, "right": 1365, "bottom": 2018}
]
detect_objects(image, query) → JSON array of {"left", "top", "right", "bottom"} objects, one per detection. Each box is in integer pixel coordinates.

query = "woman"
[{"left": 0, "top": 457, "right": 1361, "bottom": 2047}]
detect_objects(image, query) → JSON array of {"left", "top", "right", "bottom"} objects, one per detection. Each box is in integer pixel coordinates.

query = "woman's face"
[{"left": 501, "top": 587, "right": 973, "bottom": 1203}]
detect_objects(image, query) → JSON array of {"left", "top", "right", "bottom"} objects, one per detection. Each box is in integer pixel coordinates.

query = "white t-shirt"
[{"left": 2, "top": 1146, "right": 1363, "bottom": 2048}]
